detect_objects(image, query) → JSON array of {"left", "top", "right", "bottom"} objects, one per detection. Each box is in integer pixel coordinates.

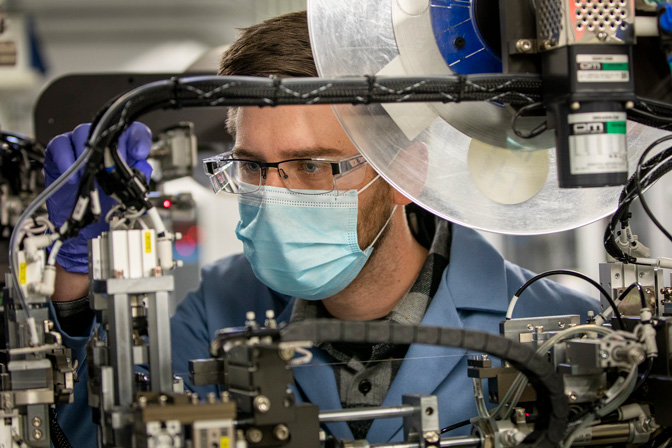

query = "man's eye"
[
  {"left": 241, "top": 162, "right": 260, "bottom": 172},
  {"left": 298, "top": 161, "right": 326, "bottom": 174}
]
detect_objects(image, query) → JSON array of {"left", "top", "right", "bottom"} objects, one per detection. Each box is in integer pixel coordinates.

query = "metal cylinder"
[
  {"left": 370, "top": 435, "right": 482, "bottom": 448},
  {"left": 319, "top": 405, "right": 416, "bottom": 423}
]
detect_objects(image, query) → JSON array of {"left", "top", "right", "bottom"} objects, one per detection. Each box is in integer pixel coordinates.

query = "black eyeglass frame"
[
  {"left": 203, "top": 151, "right": 369, "bottom": 193},
  {"left": 203, "top": 151, "right": 367, "bottom": 177}
]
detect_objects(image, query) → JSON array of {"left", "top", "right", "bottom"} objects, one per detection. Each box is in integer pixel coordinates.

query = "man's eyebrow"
[{"left": 232, "top": 147, "right": 346, "bottom": 160}]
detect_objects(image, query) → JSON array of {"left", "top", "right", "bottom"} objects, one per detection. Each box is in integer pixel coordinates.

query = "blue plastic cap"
[{"left": 659, "top": 3, "right": 672, "bottom": 33}]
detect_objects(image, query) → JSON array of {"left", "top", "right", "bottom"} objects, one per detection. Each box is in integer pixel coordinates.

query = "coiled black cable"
[{"left": 49, "top": 406, "right": 73, "bottom": 448}]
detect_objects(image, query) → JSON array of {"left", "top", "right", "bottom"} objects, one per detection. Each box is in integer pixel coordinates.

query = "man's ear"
[
  {"left": 387, "top": 141, "right": 428, "bottom": 206},
  {"left": 391, "top": 185, "right": 413, "bottom": 206}
]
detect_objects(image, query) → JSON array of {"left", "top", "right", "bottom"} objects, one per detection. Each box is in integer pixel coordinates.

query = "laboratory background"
[{"left": 4, "top": 0, "right": 668, "bottom": 307}]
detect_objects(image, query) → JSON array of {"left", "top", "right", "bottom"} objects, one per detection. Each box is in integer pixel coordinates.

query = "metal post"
[
  {"left": 147, "top": 290, "right": 174, "bottom": 393},
  {"left": 108, "top": 293, "right": 134, "bottom": 407}
]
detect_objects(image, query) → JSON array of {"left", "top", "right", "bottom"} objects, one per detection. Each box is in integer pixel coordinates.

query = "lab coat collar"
[{"left": 447, "top": 225, "right": 510, "bottom": 314}]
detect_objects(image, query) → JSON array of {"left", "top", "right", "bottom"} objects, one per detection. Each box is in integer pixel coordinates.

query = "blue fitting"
[{"left": 659, "top": 3, "right": 672, "bottom": 33}]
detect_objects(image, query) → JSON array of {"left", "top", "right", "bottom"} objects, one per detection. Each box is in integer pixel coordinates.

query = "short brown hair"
[{"left": 219, "top": 10, "right": 318, "bottom": 137}]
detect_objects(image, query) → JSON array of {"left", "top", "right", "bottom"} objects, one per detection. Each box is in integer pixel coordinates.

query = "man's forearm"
[{"left": 52, "top": 263, "right": 89, "bottom": 302}]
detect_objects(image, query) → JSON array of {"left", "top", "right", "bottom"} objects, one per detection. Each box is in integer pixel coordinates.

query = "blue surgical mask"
[{"left": 235, "top": 176, "right": 396, "bottom": 300}]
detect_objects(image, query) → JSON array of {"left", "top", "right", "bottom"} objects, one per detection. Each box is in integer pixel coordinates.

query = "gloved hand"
[{"left": 44, "top": 122, "right": 153, "bottom": 273}]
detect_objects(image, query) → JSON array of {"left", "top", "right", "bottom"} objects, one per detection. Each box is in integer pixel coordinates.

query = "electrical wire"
[
  {"left": 489, "top": 325, "right": 614, "bottom": 420},
  {"left": 505, "top": 269, "right": 621, "bottom": 328},
  {"left": 635, "top": 136, "right": 672, "bottom": 244},
  {"left": 440, "top": 419, "right": 471, "bottom": 434},
  {"left": 604, "top": 135, "right": 672, "bottom": 263},
  {"left": 561, "top": 364, "right": 638, "bottom": 448},
  {"left": 7, "top": 143, "right": 92, "bottom": 330},
  {"left": 511, "top": 102, "right": 548, "bottom": 139},
  {"left": 615, "top": 282, "right": 647, "bottom": 310}
]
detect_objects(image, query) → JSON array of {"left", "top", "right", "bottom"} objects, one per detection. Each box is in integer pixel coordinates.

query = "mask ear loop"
[
  {"left": 366, "top": 204, "right": 398, "bottom": 250},
  {"left": 356, "top": 174, "right": 381, "bottom": 195}
]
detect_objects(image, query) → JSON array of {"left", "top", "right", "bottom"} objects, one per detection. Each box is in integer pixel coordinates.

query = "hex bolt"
[
  {"left": 32, "top": 417, "right": 41, "bottom": 427},
  {"left": 254, "top": 395, "right": 271, "bottom": 413},
  {"left": 273, "top": 424, "right": 290, "bottom": 441},
  {"left": 247, "top": 428, "right": 264, "bottom": 444}
]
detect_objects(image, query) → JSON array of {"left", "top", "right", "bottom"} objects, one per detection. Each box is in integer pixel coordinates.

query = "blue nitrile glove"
[{"left": 44, "top": 122, "right": 153, "bottom": 273}]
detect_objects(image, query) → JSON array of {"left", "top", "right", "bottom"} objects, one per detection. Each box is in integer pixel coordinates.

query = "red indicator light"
[{"left": 163, "top": 199, "right": 172, "bottom": 208}]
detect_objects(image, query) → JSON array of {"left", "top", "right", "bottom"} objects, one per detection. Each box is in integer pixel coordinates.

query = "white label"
[
  {"left": 568, "top": 112, "right": 628, "bottom": 175},
  {"left": 576, "top": 54, "right": 629, "bottom": 83},
  {"left": 576, "top": 55, "right": 628, "bottom": 63}
]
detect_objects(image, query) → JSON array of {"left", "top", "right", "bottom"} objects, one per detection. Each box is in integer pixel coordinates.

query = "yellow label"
[
  {"left": 19, "top": 263, "right": 27, "bottom": 285},
  {"left": 144, "top": 232, "right": 152, "bottom": 254},
  {"left": 219, "top": 437, "right": 230, "bottom": 448}
]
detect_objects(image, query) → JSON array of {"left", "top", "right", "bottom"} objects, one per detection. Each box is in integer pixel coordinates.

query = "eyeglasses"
[{"left": 203, "top": 151, "right": 369, "bottom": 195}]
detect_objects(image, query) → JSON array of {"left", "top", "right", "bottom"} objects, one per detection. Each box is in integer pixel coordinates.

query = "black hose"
[
  {"left": 509, "top": 269, "right": 622, "bottom": 329},
  {"left": 441, "top": 419, "right": 471, "bottom": 434}
]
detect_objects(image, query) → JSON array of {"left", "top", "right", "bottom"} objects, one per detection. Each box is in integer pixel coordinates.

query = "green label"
[
  {"left": 606, "top": 121, "right": 627, "bottom": 134},
  {"left": 602, "top": 62, "right": 629, "bottom": 71}
]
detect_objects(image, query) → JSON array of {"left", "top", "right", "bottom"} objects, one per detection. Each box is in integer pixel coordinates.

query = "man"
[{"left": 46, "top": 10, "right": 599, "bottom": 447}]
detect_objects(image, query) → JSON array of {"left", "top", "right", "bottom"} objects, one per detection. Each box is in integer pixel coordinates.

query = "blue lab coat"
[{"left": 54, "top": 224, "right": 600, "bottom": 446}]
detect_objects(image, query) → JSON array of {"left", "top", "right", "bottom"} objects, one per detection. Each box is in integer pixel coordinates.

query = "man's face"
[{"left": 233, "top": 105, "right": 394, "bottom": 250}]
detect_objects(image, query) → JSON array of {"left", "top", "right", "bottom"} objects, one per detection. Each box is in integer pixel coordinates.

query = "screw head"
[
  {"left": 570, "top": 102, "right": 581, "bottom": 111},
  {"left": 597, "top": 31, "right": 608, "bottom": 41},
  {"left": 33, "top": 429, "right": 43, "bottom": 440},
  {"left": 32, "top": 417, "right": 41, "bottom": 427},
  {"left": 424, "top": 431, "right": 440, "bottom": 444},
  {"left": 516, "top": 39, "right": 533, "bottom": 53},
  {"left": 254, "top": 395, "right": 271, "bottom": 413},
  {"left": 568, "top": 392, "right": 578, "bottom": 402},
  {"left": 273, "top": 424, "right": 290, "bottom": 441},
  {"left": 247, "top": 428, "right": 263, "bottom": 444},
  {"left": 454, "top": 37, "right": 466, "bottom": 49}
]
